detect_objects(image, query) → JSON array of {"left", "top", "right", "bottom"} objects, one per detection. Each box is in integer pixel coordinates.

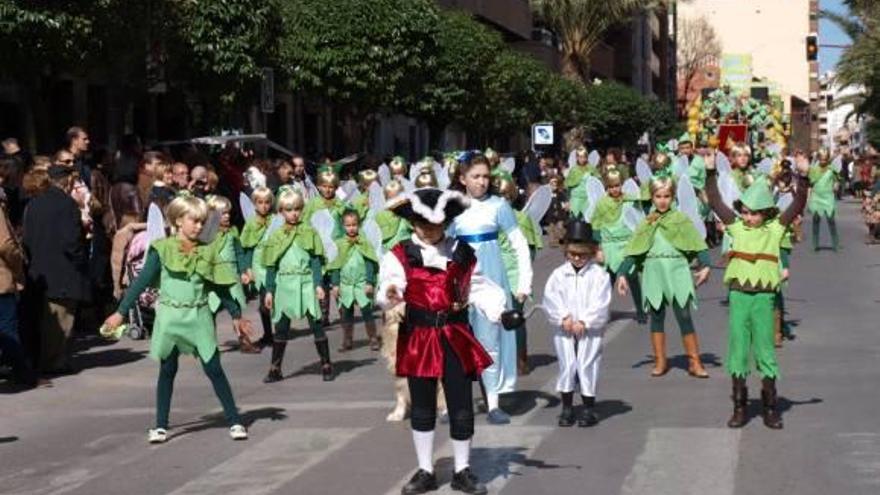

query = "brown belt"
[{"left": 726, "top": 251, "right": 779, "bottom": 263}]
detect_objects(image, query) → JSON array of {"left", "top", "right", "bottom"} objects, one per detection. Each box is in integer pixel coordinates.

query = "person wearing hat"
[
  {"left": 377, "top": 187, "right": 505, "bottom": 495},
  {"left": 542, "top": 220, "right": 611, "bottom": 427},
  {"left": 705, "top": 153, "right": 810, "bottom": 429}
]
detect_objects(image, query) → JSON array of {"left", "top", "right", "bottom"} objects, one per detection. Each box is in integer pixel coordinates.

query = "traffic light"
[{"left": 806, "top": 35, "right": 818, "bottom": 61}]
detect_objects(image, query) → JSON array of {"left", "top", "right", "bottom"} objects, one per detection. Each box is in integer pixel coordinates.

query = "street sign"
[
  {"left": 261, "top": 68, "right": 274, "bottom": 113},
  {"left": 531, "top": 122, "right": 555, "bottom": 151}
]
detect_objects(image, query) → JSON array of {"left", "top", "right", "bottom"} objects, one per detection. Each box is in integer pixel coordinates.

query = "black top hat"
[
  {"left": 387, "top": 188, "right": 470, "bottom": 225},
  {"left": 563, "top": 220, "right": 596, "bottom": 246}
]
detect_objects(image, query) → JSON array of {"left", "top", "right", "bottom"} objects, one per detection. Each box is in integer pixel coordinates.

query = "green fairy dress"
[
  {"left": 565, "top": 165, "right": 599, "bottom": 217},
  {"left": 240, "top": 215, "right": 270, "bottom": 291},
  {"left": 808, "top": 165, "right": 838, "bottom": 218},
  {"left": 375, "top": 210, "right": 412, "bottom": 249},
  {"left": 500, "top": 211, "right": 541, "bottom": 294},
  {"left": 624, "top": 210, "right": 708, "bottom": 311},
  {"left": 349, "top": 193, "right": 371, "bottom": 220},
  {"left": 592, "top": 196, "right": 634, "bottom": 275},
  {"left": 262, "top": 223, "right": 324, "bottom": 323},
  {"left": 327, "top": 235, "right": 378, "bottom": 309},
  {"left": 207, "top": 228, "right": 247, "bottom": 313},
  {"left": 117, "top": 237, "right": 239, "bottom": 363},
  {"left": 302, "top": 196, "right": 347, "bottom": 238}
]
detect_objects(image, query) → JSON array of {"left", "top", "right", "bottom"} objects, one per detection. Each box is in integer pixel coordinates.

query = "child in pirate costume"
[
  {"left": 616, "top": 175, "right": 712, "bottom": 378},
  {"left": 591, "top": 169, "right": 647, "bottom": 324},
  {"left": 808, "top": 148, "right": 840, "bottom": 251},
  {"left": 704, "top": 154, "right": 810, "bottom": 429},
  {"left": 102, "top": 195, "right": 249, "bottom": 443},
  {"left": 328, "top": 209, "right": 380, "bottom": 352},
  {"left": 566, "top": 146, "right": 600, "bottom": 219},
  {"left": 262, "top": 188, "right": 335, "bottom": 382},
  {"left": 543, "top": 221, "right": 612, "bottom": 427},
  {"left": 377, "top": 188, "right": 505, "bottom": 495},
  {"left": 375, "top": 180, "right": 412, "bottom": 250},
  {"left": 302, "top": 166, "right": 347, "bottom": 324},
  {"left": 240, "top": 186, "right": 275, "bottom": 348},
  {"left": 205, "top": 195, "right": 257, "bottom": 353}
]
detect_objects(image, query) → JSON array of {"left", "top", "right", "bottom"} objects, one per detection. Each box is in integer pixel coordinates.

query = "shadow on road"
[
  {"left": 429, "top": 447, "right": 581, "bottom": 486},
  {"left": 526, "top": 353, "right": 556, "bottom": 371},
  {"left": 0, "top": 436, "right": 18, "bottom": 444},
  {"left": 631, "top": 352, "right": 723, "bottom": 371},
  {"left": 502, "top": 390, "right": 561, "bottom": 416},
  {"left": 71, "top": 348, "right": 148, "bottom": 373},
  {"left": 172, "top": 406, "right": 289, "bottom": 439},
  {"left": 288, "top": 358, "right": 377, "bottom": 378}
]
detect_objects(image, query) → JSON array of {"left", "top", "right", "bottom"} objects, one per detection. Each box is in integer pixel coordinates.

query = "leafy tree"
[{"left": 579, "top": 81, "right": 676, "bottom": 148}]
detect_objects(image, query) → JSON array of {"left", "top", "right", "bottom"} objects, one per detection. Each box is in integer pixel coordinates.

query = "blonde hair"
[
  {"left": 575, "top": 145, "right": 588, "bottom": 158},
  {"left": 389, "top": 158, "right": 407, "bottom": 177},
  {"left": 206, "top": 194, "right": 232, "bottom": 213},
  {"left": 414, "top": 169, "right": 437, "bottom": 188},
  {"left": 649, "top": 176, "right": 675, "bottom": 196},
  {"left": 316, "top": 169, "right": 339, "bottom": 187},
  {"left": 166, "top": 195, "right": 208, "bottom": 233},
  {"left": 816, "top": 148, "right": 831, "bottom": 164},
  {"left": 383, "top": 180, "right": 405, "bottom": 200},
  {"left": 603, "top": 169, "right": 623, "bottom": 187},
  {"left": 484, "top": 148, "right": 500, "bottom": 166},
  {"left": 651, "top": 153, "right": 671, "bottom": 170},
  {"left": 357, "top": 169, "right": 379, "bottom": 189},
  {"left": 251, "top": 186, "right": 274, "bottom": 204},
  {"left": 729, "top": 143, "right": 751, "bottom": 158},
  {"left": 277, "top": 188, "right": 305, "bottom": 211},
  {"left": 493, "top": 175, "right": 518, "bottom": 203}
]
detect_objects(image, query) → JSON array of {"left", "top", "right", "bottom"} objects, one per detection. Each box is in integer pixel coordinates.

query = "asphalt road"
[{"left": 1, "top": 199, "right": 878, "bottom": 495}]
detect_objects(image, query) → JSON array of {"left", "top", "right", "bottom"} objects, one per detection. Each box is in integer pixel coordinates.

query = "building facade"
[{"left": 818, "top": 72, "right": 867, "bottom": 154}]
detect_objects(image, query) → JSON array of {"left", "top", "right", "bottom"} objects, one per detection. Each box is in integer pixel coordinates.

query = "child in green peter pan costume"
[
  {"left": 704, "top": 152, "right": 811, "bottom": 429},
  {"left": 239, "top": 186, "right": 275, "bottom": 348},
  {"left": 349, "top": 169, "right": 380, "bottom": 220},
  {"left": 103, "top": 195, "right": 250, "bottom": 444},
  {"left": 494, "top": 172, "right": 543, "bottom": 375},
  {"left": 566, "top": 146, "right": 600, "bottom": 218},
  {"left": 262, "top": 188, "right": 334, "bottom": 383},
  {"left": 329, "top": 209, "right": 380, "bottom": 352},
  {"left": 374, "top": 180, "right": 412, "bottom": 250},
  {"left": 591, "top": 169, "right": 647, "bottom": 324},
  {"left": 205, "top": 194, "right": 258, "bottom": 353},
  {"left": 615, "top": 175, "right": 712, "bottom": 379},
  {"left": 808, "top": 148, "right": 840, "bottom": 251}
]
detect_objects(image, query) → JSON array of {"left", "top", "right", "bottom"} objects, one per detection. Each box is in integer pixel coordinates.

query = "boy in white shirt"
[{"left": 543, "top": 221, "right": 612, "bottom": 427}]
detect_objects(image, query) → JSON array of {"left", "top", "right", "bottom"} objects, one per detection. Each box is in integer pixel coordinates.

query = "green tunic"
[
  {"left": 499, "top": 211, "right": 540, "bottom": 295},
  {"left": 240, "top": 216, "right": 270, "bottom": 290},
  {"left": 808, "top": 166, "right": 837, "bottom": 218},
  {"left": 327, "top": 236, "right": 378, "bottom": 309},
  {"left": 375, "top": 210, "right": 412, "bottom": 249},
  {"left": 207, "top": 228, "right": 247, "bottom": 313},
  {"left": 302, "top": 196, "right": 347, "bottom": 238},
  {"left": 565, "top": 165, "right": 598, "bottom": 217},
  {"left": 686, "top": 154, "right": 707, "bottom": 191},
  {"left": 596, "top": 212, "right": 633, "bottom": 275},
  {"left": 724, "top": 219, "right": 787, "bottom": 291},
  {"left": 350, "top": 193, "right": 370, "bottom": 220},
  {"left": 263, "top": 224, "right": 324, "bottom": 323}
]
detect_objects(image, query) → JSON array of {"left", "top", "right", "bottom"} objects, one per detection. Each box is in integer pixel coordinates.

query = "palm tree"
[{"left": 530, "top": 0, "right": 666, "bottom": 84}]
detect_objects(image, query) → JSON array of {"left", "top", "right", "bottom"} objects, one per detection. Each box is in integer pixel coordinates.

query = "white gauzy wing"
[
  {"left": 757, "top": 157, "right": 773, "bottom": 175},
  {"left": 264, "top": 214, "right": 284, "bottom": 239},
  {"left": 776, "top": 192, "right": 794, "bottom": 212},
  {"left": 567, "top": 149, "right": 577, "bottom": 168},
  {"left": 341, "top": 179, "right": 358, "bottom": 200},
  {"left": 636, "top": 157, "right": 653, "bottom": 185},
  {"left": 335, "top": 187, "right": 347, "bottom": 201},
  {"left": 243, "top": 166, "right": 267, "bottom": 190},
  {"left": 582, "top": 176, "right": 606, "bottom": 222},
  {"left": 305, "top": 177, "right": 318, "bottom": 200},
  {"left": 667, "top": 139, "right": 679, "bottom": 152},
  {"left": 767, "top": 143, "right": 782, "bottom": 156},
  {"left": 718, "top": 171, "right": 741, "bottom": 209},
  {"left": 831, "top": 155, "right": 843, "bottom": 173},
  {"left": 367, "top": 181, "right": 385, "bottom": 219},
  {"left": 309, "top": 209, "right": 338, "bottom": 264},
  {"left": 622, "top": 178, "right": 640, "bottom": 199},
  {"left": 433, "top": 161, "right": 450, "bottom": 190},
  {"left": 399, "top": 177, "right": 415, "bottom": 193},
  {"left": 361, "top": 217, "right": 384, "bottom": 260},
  {"left": 146, "top": 203, "right": 167, "bottom": 243},
  {"left": 409, "top": 161, "right": 423, "bottom": 181},
  {"left": 198, "top": 209, "right": 222, "bottom": 244},
  {"left": 676, "top": 175, "right": 707, "bottom": 238},
  {"left": 499, "top": 157, "right": 515, "bottom": 174},
  {"left": 716, "top": 152, "right": 732, "bottom": 175},
  {"left": 588, "top": 150, "right": 600, "bottom": 167},
  {"left": 377, "top": 163, "right": 391, "bottom": 186},
  {"left": 622, "top": 204, "right": 646, "bottom": 232},
  {"left": 522, "top": 184, "right": 552, "bottom": 226},
  {"left": 673, "top": 154, "right": 689, "bottom": 178},
  {"left": 239, "top": 192, "right": 256, "bottom": 222}
]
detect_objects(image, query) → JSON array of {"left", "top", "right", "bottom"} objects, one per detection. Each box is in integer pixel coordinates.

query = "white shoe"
[
  {"left": 229, "top": 424, "right": 248, "bottom": 440},
  {"left": 148, "top": 428, "right": 168, "bottom": 444}
]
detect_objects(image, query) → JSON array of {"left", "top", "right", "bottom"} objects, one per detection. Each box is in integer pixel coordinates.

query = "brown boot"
[
  {"left": 682, "top": 333, "right": 709, "bottom": 378},
  {"left": 338, "top": 322, "right": 353, "bottom": 352},
  {"left": 761, "top": 378, "right": 784, "bottom": 429},
  {"left": 650, "top": 332, "right": 668, "bottom": 377},
  {"left": 727, "top": 377, "right": 748, "bottom": 428},
  {"left": 365, "top": 319, "right": 380, "bottom": 351},
  {"left": 517, "top": 349, "right": 530, "bottom": 376},
  {"left": 774, "top": 309, "right": 784, "bottom": 348},
  {"left": 238, "top": 335, "right": 260, "bottom": 354}
]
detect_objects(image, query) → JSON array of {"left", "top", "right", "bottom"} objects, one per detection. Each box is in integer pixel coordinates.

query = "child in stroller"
[{"left": 121, "top": 230, "right": 157, "bottom": 339}]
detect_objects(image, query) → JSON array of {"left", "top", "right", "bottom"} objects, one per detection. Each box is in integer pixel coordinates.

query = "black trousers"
[{"left": 407, "top": 337, "right": 475, "bottom": 441}]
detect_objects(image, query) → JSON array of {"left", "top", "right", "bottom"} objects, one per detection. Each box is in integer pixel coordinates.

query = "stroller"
[{"left": 121, "top": 231, "right": 158, "bottom": 340}]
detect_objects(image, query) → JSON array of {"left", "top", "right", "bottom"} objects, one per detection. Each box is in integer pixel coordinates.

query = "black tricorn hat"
[
  {"left": 387, "top": 188, "right": 470, "bottom": 225},
  {"left": 563, "top": 220, "right": 596, "bottom": 247}
]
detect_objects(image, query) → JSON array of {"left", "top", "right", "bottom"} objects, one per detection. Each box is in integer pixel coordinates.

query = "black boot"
[
  {"left": 558, "top": 392, "right": 574, "bottom": 427},
  {"left": 761, "top": 378, "right": 783, "bottom": 429},
  {"left": 450, "top": 467, "right": 487, "bottom": 495},
  {"left": 263, "top": 343, "right": 287, "bottom": 383},
  {"left": 401, "top": 469, "right": 438, "bottom": 495},
  {"left": 727, "top": 377, "right": 748, "bottom": 428},
  {"left": 315, "top": 340, "right": 334, "bottom": 382},
  {"left": 578, "top": 395, "right": 598, "bottom": 427}
]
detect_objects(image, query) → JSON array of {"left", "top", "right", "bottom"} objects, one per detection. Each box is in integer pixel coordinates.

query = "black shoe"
[
  {"left": 263, "top": 368, "right": 283, "bottom": 383},
  {"left": 577, "top": 408, "right": 599, "bottom": 427},
  {"left": 636, "top": 313, "right": 648, "bottom": 325},
  {"left": 558, "top": 407, "right": 575, "bottom": 427},
  {"left": 401, "top": 469, "right": 438, "bottom": 495},
  {"left": 322, "top": 364, "right": 335, "bottom": 382},
  {"left": 450, "top": 467, "right": 487, "bottom": 495}
]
